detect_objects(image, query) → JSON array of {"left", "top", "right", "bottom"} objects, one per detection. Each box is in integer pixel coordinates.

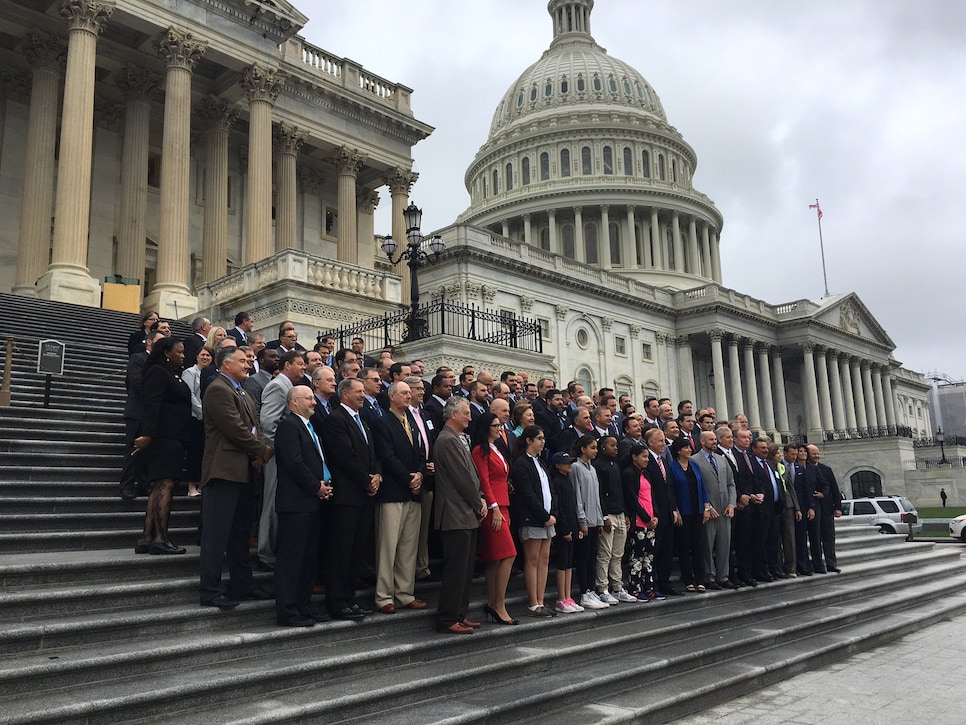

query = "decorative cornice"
[
  {"left": 156, "top": 27, "right": 206, "bottom": 72},
  {"left": 23, "top": 32, "right": 66, "bottom": 72},
  {"left": 241, "top": 64, "right": 284, "bottom": 104},
  {"left": 195, "top": 95, "right": 238, "bottom": 131},
  {"left": 273, "top": 122, "right": 306, "bottom": 156},
  {"left": 60, "top": 0, "right": 114, "bottom": 35},
  {"left": 117, "top": 67, "right": 162, "bottom": 103}
]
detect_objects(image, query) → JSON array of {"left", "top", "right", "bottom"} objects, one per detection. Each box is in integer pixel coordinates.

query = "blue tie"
[
  {"left": 708, "top": 452, "right": 717, "bottom": 474},
  {"left": 353, "top": 413, "right": 368, "bottom": 442},
  {"left": 306, "top": 421, "right": 331, "bottom": 481}
]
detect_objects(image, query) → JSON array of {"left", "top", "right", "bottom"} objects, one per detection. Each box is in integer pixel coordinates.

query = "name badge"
[
  {"left": 252, "top": 426, "right": 258, "bottom": 437},
  {"left": 426, "top": 420, "right": 435, "bottom": 430}
]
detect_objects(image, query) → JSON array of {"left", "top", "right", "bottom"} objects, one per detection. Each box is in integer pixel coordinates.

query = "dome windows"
[
  {"left": 642, "top": 150, "right": 651, "bottom": 178},
  {"left": 585, "top": 222, "right": 599, "bottom": 264},
  {"left": 560, "top": 77, "right": 569, "bottom": 94},
  {"left": 602, "top": 146, "right": 613, "bottom": 175},
  {"left": 592, "top": 74, "right": 602, "bottom": 92},
  {"left": 560, "top": 148, "right": 571, "bottom": 177},
  {"left": 506, "top": 163, "right": 513, "bottom": 191},
  {"left": 609, "top": 222, "right": 622, "bottom": 265},
  {"left": 581, "top": 146, "right": 592, "bottom": 175},
  {"left": 577, "top": 75, "right": 586, "bottom": 92},
  {"left": 608, "top": 76, "right": 618, "bottom": 94},
  {"left": 540, "top": 152, "right": 550, "bottom": 181},
  {"left": 658, "top": 154, "right": 666, "bottom": 181},
  {"left": 530, "top": 84, "right": 538, "bottom": 102},
  {"left": 517, "top": 91, "right": 524, "bottom": 108},
  {"left": 562, "top": 224, "right": 575, "bottom": 259},
  {"left": 493, "top": 168, "right": 500, "bottom": 193},
  {"left": 522, "top": 157, "right": 531, "bottom": 185},
  {"left": 623, "top": 147, "right": 633, "bottom": 176},
  {"left": 636, "top": 83, "right": 644, "bottom": 99},
  {"left": 623, "top": 79, "right": 632, "bottom": 96},
  {"left": 545, "top": 80, "right": 553, "bottom": 97}
]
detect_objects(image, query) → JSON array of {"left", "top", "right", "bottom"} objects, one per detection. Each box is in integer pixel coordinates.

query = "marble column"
[
  {"left": 625, "top": 206, "right": 638, "bottom": 268},
  {"left": 676, "top": 335, "right": 695, "bottom": 402},
  {"left": 196, "top": 96, "right": 237, "bottom": 284},
  {"left": 771, "top": 349, "right": 790, "bottom": 436},
  {"left": 547, "top": 208, "right": 558, "bottom": 254},
  {"left": 671, "top": 211, "right": 684, "bottom": 272},
  {"left": 523, "top": 213, "right": 532, "bottom": 246},
  {"left": 273, "top": 122, "right": 305, "bottom": 251},
  {"left": 240, "top": 64, "right": 282, "bottom": 264},
  {"left": 882, "top": 372, "right": 898, "bottom": 429},
  {"left": 800, "top": 342, "right": 823, "bottom": 440},
  {"left": 356, "top": 188, "right": 379, "bottom": 271},
  {"left": 144, "top": 28, "right": 206, "bottom": 318},
  {"left": 710, "top": 230, "right": 722, "bottom": 283},
  {"left": 742, "top": 340, "right": 761, "bottom": 431},
  {"left": 574, "top": 206, "right": 585, "bottom": 263},
  {"left": 814, "top": 346, "right": 835, "bottom": 434},
  {"left": 687, "top": 217, "right": 701, "bottom": 276},
  {"left": 384, "top": 167, "right": 418, "bottom": 304},
  {"left": 115, "top": 68, "right": 159, "bottom": 285},
  {"left": 650, "top": 208, "right": 662, "bottom": 269},
  {"left": 850, "top": 357, "right": 868, "bottom": 430},
  {"left": 757, "top": 344, "right": 776, "bottom": 435},
  {"left": 840, "top": 355, "right": 858, "bottom": 430},
  {"left": 728, "top": 337, "right": 744, "bottom": 418},
  {"left": 599, "top": 205, "right": 611, "bottom": 267},
  {"left": 861, "top": 362, "right": 878, "bottom": 428},
  {"left": 333, "top": 146, "right": 365, "bottom": 264},
  {"left": 701, "top": 224, "right": 713, "bottom": 280},
  {"left": 710, "top": 330, "right": 728, "bottom": 420},
  {"left": 39, "top": 0, "right": 114, "bottom": 306},
  {"left": 500, "top": 219, "right": 509, "bottom": 238},
  {"left": 872, "top": 365, "right": 888, "bottom": 431},
  {"left": 14, "top": 33, "right": 65, "bottom": 295},
  {"left": 827, "top": 351, "right": 847, "bottom": 432}
]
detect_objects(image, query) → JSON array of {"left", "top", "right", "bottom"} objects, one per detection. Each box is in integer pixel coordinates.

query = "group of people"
[{"left": 120, "top": 311, "right": 845, "bottom": 633}]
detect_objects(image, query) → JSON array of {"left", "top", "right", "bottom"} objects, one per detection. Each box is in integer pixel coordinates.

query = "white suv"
[
  {"left": 949, "top": 514, "right": 966, "bottom": 542},
  {"left": 839, "top": 496, "right": 922, "bottom": 535}
]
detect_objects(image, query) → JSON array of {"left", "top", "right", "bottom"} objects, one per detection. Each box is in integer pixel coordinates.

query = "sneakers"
[
  {"left": 567, "top": 598, "right": 585, "bottom": 612},
  {"left": 580, "top": 590, "right": 609, "bottom": 609},
  {"left": 598, "top": 590, "right": 619, "bottom": 605},
  {"left": 614, "top": 589, "right": 641, "bottom": 603},
  {"left": 647, "top": 590, "right": 667, "bottom": 601},
  {"left": 555, "top": 599, "right": 578, "bottom": 613}
]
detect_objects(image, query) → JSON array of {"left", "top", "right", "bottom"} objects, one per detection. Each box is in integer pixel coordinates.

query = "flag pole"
[{"left": 809, "top": 198, "right": 829, "bottom": 297}]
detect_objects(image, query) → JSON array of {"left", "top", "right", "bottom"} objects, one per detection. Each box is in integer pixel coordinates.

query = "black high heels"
[{"left": 484, "top": 604, "right": 519, "bottom": 625}]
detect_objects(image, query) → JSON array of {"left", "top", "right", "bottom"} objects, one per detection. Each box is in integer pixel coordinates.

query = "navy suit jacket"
[
  {"left": 320, "top": 404, "right": 380, "bottom": 508},
  {"left": 373, "top": 409, "right": 426, "bottom": 504},
  {"left": 274, "top": 414, "right": 325, "bottom": 514},
  {"left": 805, "top": 462, "right": 843, "bottom": 515}
]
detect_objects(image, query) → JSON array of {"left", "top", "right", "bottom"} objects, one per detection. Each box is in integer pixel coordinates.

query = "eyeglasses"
[{"left": 489, "top": 423, "right": 502, "bottom": 428}]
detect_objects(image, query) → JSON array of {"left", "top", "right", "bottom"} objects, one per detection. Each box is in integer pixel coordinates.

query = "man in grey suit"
[
  {"left": 691, "top": 430, "right": 737, "bottom": 590},
  {"left": 432, "top": 396, "right": 487, "bottom": 634}
]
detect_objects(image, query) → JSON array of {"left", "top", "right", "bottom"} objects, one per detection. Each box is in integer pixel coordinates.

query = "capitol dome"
[{"left": 458, "top": 0, "right": 725, "bottom": 291}]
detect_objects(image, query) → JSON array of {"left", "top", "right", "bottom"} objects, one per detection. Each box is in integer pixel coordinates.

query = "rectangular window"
[
  {"left": 615, "top": 336, "right": 626, "bottom": 356},
  {"left": 537, "top": 317, "right": 551, "bottom": 341},
  {"left": 641, "top": 342, "right": 652, "bottom": 361},
  {"left": 325, "top": 208, "right": 338, "bottom": 237}
]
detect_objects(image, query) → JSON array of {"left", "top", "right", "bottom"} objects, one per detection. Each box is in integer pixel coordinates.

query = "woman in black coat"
[
  {"left": 133, "top": 337, "right": 192, "bottom": 554},
  {"left": 127, "top": 310, "right": 159, "bottom": 355}
]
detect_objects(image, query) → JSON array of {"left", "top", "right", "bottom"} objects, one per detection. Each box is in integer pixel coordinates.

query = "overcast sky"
[{"left": 301, "top": 0, "right": 966, "bottom": 381}]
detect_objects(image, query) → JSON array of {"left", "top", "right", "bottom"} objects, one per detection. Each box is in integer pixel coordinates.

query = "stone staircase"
[{"left": 1, "top": 294, "right": 965, "bottom": 724}]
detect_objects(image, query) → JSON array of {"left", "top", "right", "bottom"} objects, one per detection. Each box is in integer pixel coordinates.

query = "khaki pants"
[
  {"left": 375, "top": 501, "right": 421, "bottom": 608},
  {"left": 595, "top": 514, "right": 628, "bottom": 592}
]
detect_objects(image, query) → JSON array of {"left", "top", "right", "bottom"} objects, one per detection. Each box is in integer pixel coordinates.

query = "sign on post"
[{"left": 37, "top": 339, "right": 65, "bottom": 376}]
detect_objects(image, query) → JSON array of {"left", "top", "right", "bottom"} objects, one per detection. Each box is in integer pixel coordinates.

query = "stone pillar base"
[
  {"left": 36, "top": 268, "right": 101, "bottom": 308},
  {"left": 11, "top": 285, "right": 40, "bottom": 298},
  {"left": 143, "top": 287, "right": 198, "bottom": 320}
]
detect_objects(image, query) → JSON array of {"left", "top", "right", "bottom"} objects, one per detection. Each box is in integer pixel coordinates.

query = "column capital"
[
  {"left": 728, "top": 336, "right": 740, "bottom": 348},
  {"left": 356, "top": 187, "right": 380, "bottom": 212},
  {"left": 626, "top": 205, "right": 635, "bottom": 214},
  {"left": 23, "top": 32, "right": 66, "bottom": 72},
  {"left": 273, "top": 121, "right": 305, "bottom": 156},
  {"left": 709, "top": 328, "right": 725, "bottom": 342},
  {"left": 554, "top": 304, "right": 569, "bottom": 321},
  {"left": 383, "top": 166, "right": 418, "bottom": 193},
  {"left": 600, "top": 204, "right": 609, "bottom": 213},
  {"left": 827, "top": 349, "right": 841, "bottom": 362},
  {"left": 741, "top": 337, "right": 756, "bottom": 351},
  {"left": 547, "top": 208, "right": 556, "bottom": 216},
  {"left": 799, "top": 340, "right": 815, "bottom": 354},
  {"left": 813, "top": 344, "right": 828, "bottom": 358},
  {"left": 156, "top": 27, "right": 206, "bottom": 71},
  {"left": 675, "top": 334, "right": 691, "bottom": 347},
  {"left": 519, "top": 295, "right": 535, "bottom": 312},
  {"left": 629, "top": 324, "right": 642, "bottom": 336},
  {"left": 655, "top": 332, "right": 670, "bottom": 345},
  {"left": 60, "top": 0, "right": 114, "bottom": 35},
  {"left": 770, "top": 346, "right": 783, "bottom": 359},
  {"left": 522, "top": 212, "right": 531, "bottom": 221},
  {"left": 298, "top": 166, "right": 323, "bottom": 195},
  {"left": 117, "top": 66, "right": 162, "bottom": 102},
  {"left": 331, "top": 145, "right": 365, "bottom": 176},
  {"left": 93, "top": 96, "right": 122, "bottom": 131},
  {"left": 601, "top": 317, "right": 614, "bottom": 332},
  {"left": 195, "top": 95, "right": 238, "bottom": 131},
  {"left": 574, "top": 205, "right": 583, "bottom": 214},
  {"left": 241, "top": 63, "right": 283, "bottom": 104},
  {"left": 860, "top": 359, "right": 872, "bottom": 371},
  {"left": 756, "top": 342, "right": 771, "bottom": 355}
]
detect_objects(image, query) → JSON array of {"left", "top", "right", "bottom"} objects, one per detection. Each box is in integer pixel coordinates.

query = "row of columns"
[
  {"left": 705, "top": 330, "right": 898, "bottom": 439},
  {"left": 498, "top": 206, "right": 722, "bottom": 282},
  {"left": 12, "top": 1, "right": 418, "bottom": 315}
]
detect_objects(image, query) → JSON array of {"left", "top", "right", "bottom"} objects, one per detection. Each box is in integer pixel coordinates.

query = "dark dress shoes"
[
  {"left": 134, "top": 539, "right": 149, "bottom": 554},
  {"left": 301, "top": 608, "right": 330, "bottom": 623},
  {"left": 461, "top": 617, "right": 482, "bottom": 629},
  {"left": 704, "top": 581, "right": 723, "bottom": 591},
  {"left": 350, "top": 603, "right": 373, "bottom": 616},
  {"left": 120, "top": 487, "right": 137, "bottom": 501},
  {"left": 234, "top": 587, "right": 274, "bottom": 601},
  {"left": 332, "top": 606, "right": 365, "bottom": 621},
  {"left": 201, "top": 594, "right": 239, "bottom": 610},
  {"left": 278, "top": 615, "right": 315, "bottom": 628},
  {"left": 719, "top": 580, "right": 740, "bottom": 590},
  {"left": 827, "top": 566, "right": 842, "bottom": 573},
  {"left": 438, "top": 622, "right": 475, "bottom": 634},
  {"left": 149, "top": 541, "right": 186, "bottom": 555},
  {"left": 798, "top": 569, "right": 814, "bottom": 576},
  {"left": 663, "top": 588, "right": 684, "bottom": 596}
]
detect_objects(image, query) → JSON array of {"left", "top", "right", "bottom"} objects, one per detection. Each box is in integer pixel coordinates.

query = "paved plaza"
[{"left": 677, "top": 611, "right": 966, "bottom": 724}]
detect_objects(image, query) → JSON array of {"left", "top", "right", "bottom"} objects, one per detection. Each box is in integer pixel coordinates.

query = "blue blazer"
[{"left": 667, "top": 458, "right": 709, "bottom": 516}]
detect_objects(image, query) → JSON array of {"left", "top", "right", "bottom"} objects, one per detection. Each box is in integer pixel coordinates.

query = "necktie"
[
  {"left": 306, "top": 422, "right": 331, "bottom": 481},
  {"left": 372, "top": 400, "right": 384, "bottom": 417},
  {"left": 708, "top": 452, "right": 718, "bottom": 474},
  {"left": 353, "top": 413, "right": 368, "bottom": 442},
  {"left": 657, "top": 456, "right": 667, "bottom": 480},
  {"left": 410, "top": 408, "right": 430, "bottom": 457},
  {"left": 500, "top": 429, "right": 508, "bottom": 447}
]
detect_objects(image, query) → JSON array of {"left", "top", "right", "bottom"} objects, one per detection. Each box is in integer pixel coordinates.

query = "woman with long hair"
[
  {"left": 511, "top": 400, "right": 535, "bottom": 437},
  {"left": 470, "top": 412, "right": 518, "bottom": 625},
  {"left": 667, "top": 436, "right": 710, "bottom": 592},
  {"left": 181, "top": 345, "right": 213, "bottom": 497},
  {"left": 621, "top": 444, "right": 660, "bottom": 601},
  {"left": 509, "top": 425, "right": 557, "bottom": 617},
  {"left": 127, "top": 310, "right": 159, "bottom": 355},
  {"left": 133, "top": 337, "right": 192, "bottom": 554}
]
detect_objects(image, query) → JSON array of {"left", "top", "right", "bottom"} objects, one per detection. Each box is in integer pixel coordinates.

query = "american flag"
[{"left": 809, "top": 202, "right": 823, "bottom": 221}]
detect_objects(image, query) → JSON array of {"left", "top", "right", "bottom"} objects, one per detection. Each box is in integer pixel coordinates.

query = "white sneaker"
[
  {"left": 598, "top": 590, "right": 619, "bottom": 605},
  {"left": 580, "top": 590, "right": 609, "bottom": 609},
  {"left": 555, "top": 599, "right": 577, "bottom": 613},
  {"left": 567, "top": 598, "right": 585, "bottom": 612},
  {"left": 615, "top": 589, "right": 641, "bottom": 603}
]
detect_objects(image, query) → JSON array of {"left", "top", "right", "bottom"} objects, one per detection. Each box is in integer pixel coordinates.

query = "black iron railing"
[{"left": 318, "top": 301, "right": 544, "bottom": 355}]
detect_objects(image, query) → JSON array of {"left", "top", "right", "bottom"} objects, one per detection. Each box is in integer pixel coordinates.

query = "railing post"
[
  {"left": 439, "top": 301, "right": 446, "bottom": 337},
  {"left": 510, "top": 318, "right": 518, "bottom": 349},
  {"left": 0, "top": 336, "right": 13, "bottom": 407},
  {"left": 383, "top": 312, "right": 390, "bottom": 349}
]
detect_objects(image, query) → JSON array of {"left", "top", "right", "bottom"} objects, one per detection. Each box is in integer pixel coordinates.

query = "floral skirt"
[{"left": 627, "top": 527, "right": 656, "bottom": 596}]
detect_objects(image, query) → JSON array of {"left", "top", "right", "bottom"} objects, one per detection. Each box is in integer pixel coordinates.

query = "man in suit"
[
  {"left": 372, "top": 382, "right": 427, "bottom": 613},
  {"left": 359, "top": 366, "right": 386, "bottom": 426},
  {"left": 691, "top": 430, "right": 737, "bottom": 589},
  {"left": 642, "top": 396, "right": 660, "bottom": 428},
  {"left": 805, "top": 444, "right": 843, "bottom": 573},
  {"left": 433, "top": 397, "right": 487, "bottom": 634},
  {"left": 557, "top": 406, "right": 596, "bottom": 456},
  {"left": 467, "top": 380, "right": 489, "bottom": 421},
  {"left": 350, "top": 336, "right": 376, "bottom": 367},
  {"left": 778, "top": 444, "right": 803, "bottom": 577},
  {"left": 243, "top": 347, "right": 279, "bottom": 416},
  {"left": 182, "top": 316, "right": 211, "bottom": 369},
  {"left": 422, "top": 373, "right": 451, "bottom": 443},
  {"left": 618, "top": 414, "right": 646, "bottom": 461},
  {"left": 199, "top": 347, "right": 273, "bottom": 609},
  {"left": 266, "top": 321, "right": 306, "bottom": 352},
  {"left": 228, "top": 311, "right": 254, "bottom": 346},
  {"left": 320, "top": 377, "right": 382, "bottom": 621},
  {"left": 644, "top": 427, "right": 681, "bottom": 596},
  {"left": 120, "top": 331, "right": 163, "bottom": 500},
  {"left": 273, "top": 387, "right": 332, "bottom": 626},
  {"left": 790, "top": 444, "right": 816, "bottom": 575},
  {"left": 488, "top": 397, "right": 514, "bottom": 460},
  {"left": 749, "top": 437, "right": 783, "bottom": 582},
  {"left": 309, "top": 365, "right": 336, "bottom": 426},
  {"left": 534, "top": 389, "right": 567, "bottom": 454},
  {"left": 256, "top": 351, "right": 306, "bottom": 571},
  {"left": 405, "top": 376, "right": 437, "bottom": 582},
  {"left": 729, "top": 427, "right": 757, "bottom": 586}
]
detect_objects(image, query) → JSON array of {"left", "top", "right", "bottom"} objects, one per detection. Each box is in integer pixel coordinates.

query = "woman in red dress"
[{"left": 471, "top": 412, "right": 518, "bottom": 625}]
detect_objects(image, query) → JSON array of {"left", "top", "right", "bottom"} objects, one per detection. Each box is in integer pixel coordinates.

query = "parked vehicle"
[
  {"left": 949, "top": 513, "right": 966, "bottom": 542},
  {"left": 839, "top": 496, "right": 921, "bottom": 535}
]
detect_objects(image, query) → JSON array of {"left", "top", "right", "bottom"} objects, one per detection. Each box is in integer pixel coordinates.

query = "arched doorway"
[{"left": 850, "top": 470, "right": 882, "bottom": 498}]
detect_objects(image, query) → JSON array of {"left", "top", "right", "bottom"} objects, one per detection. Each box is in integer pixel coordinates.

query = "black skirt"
[{"left": 144, "top": 438, "right": 186, "bottom": 482}]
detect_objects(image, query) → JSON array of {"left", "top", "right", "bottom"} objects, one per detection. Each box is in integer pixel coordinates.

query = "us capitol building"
[{"left": 0, "top": 0, "right": 951, "bottom": 501}]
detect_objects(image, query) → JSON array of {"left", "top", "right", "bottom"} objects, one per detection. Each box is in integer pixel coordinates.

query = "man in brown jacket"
[{"left": 199, "top": 347, "right": 273, "bottom": 609}]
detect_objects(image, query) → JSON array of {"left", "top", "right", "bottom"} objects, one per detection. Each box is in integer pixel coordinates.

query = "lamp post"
[
  {"left": 380, "top": 202, "right": 445, "bottom": 342},
  {"left": 936, "top": 426, "right": 948, "bottom": 465}
]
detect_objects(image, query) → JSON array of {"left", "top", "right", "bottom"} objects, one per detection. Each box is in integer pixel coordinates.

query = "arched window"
[
  {"left": 562, "top": 224, "right": 575, "bottom": 259},
  {"left": 658, "top": 154, "right": 666, "bottom": 180},
  {"left": 592, "top": 74, "right": 602, "bottom": 92},
  {"left": 492, "top": 169, "right": 499, "bottom": 194},
  {"left": 517, "top": 91, "right": 524, "bottom": 107},
  {"left": 609, "top": 222, "right": 621, "bottom": 265},
  {"left": 530, "top": 84, "right": 538, "bottom": 102},
  {"left": 671, "top": 159, "right": 677, "bottom": 183},
  {"left": 577, "top": 75, "right": 586, "bottom": 92},
  {"left": 560, "top": 148, "right": 571, "bottom": 177},
  {"left": 576, "top": 366, "right": 595, "bottom": 398},
  {"left": 560, "top": 77, "right": 569, "bottom": 94},
  {"left": 642, "top": 150, "right": 651, "bottom": 178},
  {"left": 623, "top": 80, "right": 631, "bottom": 96},
  {"left": 539, "top": 227, "right": 550, "bottom": 251},
  {"left": 602, "top": 146, "right": 613, "bottom": 175},
  {"left": 608, "top": 76, "right": 618, "bottom": 93},
  {"left": 522, "top": 157, "right": 531, "bottom": 185},
  {"left": 540, "top": 152, "right": 550, "bottom": 181},
  {"left": 505, "top": 163, "right": 513, "bottom": 191},
  {"left": 623, "top": 147, "right": 633, "bottom": 176},
  {"left": 545, "top": 81, "right": 553, "bottom": 97},
  {"left": 581, "top": 146, "right": 592, "bottom": 175},
  {"left": 585, "top": 222, "right": 598, "bottom": 264}
]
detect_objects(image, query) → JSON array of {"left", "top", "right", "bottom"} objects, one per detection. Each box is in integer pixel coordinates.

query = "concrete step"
[
  {"left": 0, "top": 451, "right": 121, "bottom": 469},
  {"left": 0, "top": 526, "right": 198, "bottom": 554},
  {"left": 0, "top": 407, "right": 123, "bottom": 425},
  {"left": 0, "top": 481, "right": 133, "bottom": 497},
  {"left": 0, "top": 509, "right": 199, "bottom": 534},
  {"left": 0, "top": 427, "right": 125, "bottom": 443},
  {"left": 0, "top": 439, "right": 123, "bottom": 455},
  {"left": 0, "top": 548, "right": 203, "bottom": 589},
  {"left": 0, "top": 494, "right": 199, "bottom": 514},
  {"left": 0, "top": 466, "right": 122, "bottom": 483}
]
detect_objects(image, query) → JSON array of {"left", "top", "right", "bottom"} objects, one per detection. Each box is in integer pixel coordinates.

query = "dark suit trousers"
[
  {"left": 325, "top": 503, "right": 366, "bottom": 613},
  {"left": 675, "top": 514, "right": 707, "bottom": 586},
  {"left": 437, "top": 528, "right": 477, "bottom": 628},
  {"left": 733, "top": 508, "right": 754, "bottom": 581},
  {"left": 807, "top": 515, "right": 826, "bottom": 572},
  {"left": 275, "top": 511, "right": 320, "bottom": 623},
  {"left": 778, "top": 508, "right": 797, "bottom": 575},
  {"left": 751, "top": 505, "right": 774, "bottom": 579},
  {"left": 574, "top": 526, "right": 600, "bottom": 594},
  {"left": 654, "top": 516, "right": 674, "bottom": 591},
  {"left": 818, "top": 513, "right": 837, "bottom": 569},
  {"left": 199, "top": 478, "right": 256, "bottom": 603},
  {"left": 120, "top": 417, "right": 146, "bottom": 492},
  {"left": 795, "top": 518, "right": 812, "bottom": 573}
]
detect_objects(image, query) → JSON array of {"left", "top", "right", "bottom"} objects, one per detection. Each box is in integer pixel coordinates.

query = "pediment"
[
  {"left": 811, "top": 293, "right": 895, "bottom": 348},
  {"left": 207, "top": 0, "right": 308, "bottom": 42}
]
